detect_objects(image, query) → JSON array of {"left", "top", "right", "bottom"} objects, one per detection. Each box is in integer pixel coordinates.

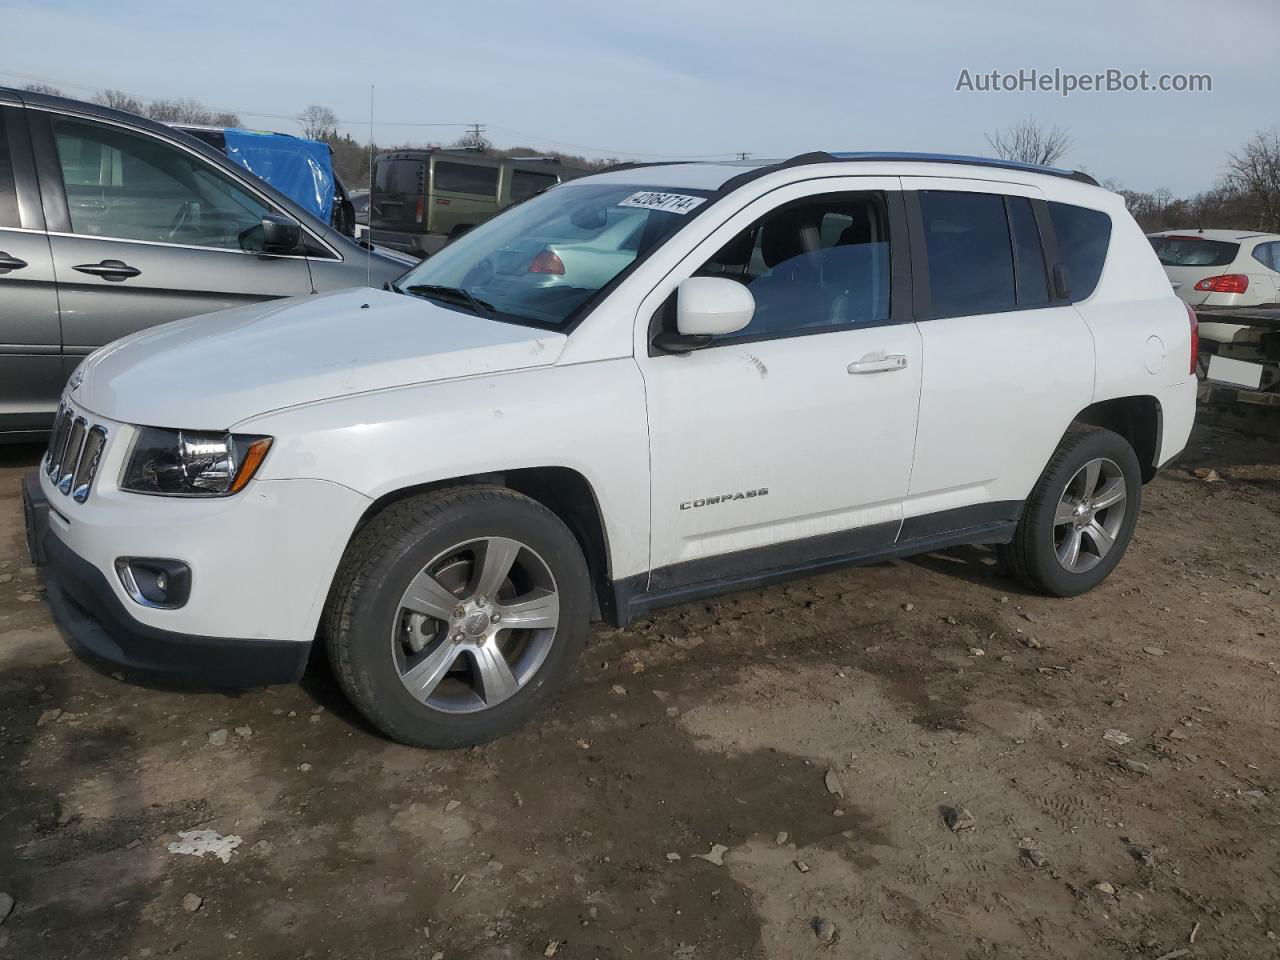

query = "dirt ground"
[{"left": 1, "top": 420, "right": 1278, "bottom": 960}]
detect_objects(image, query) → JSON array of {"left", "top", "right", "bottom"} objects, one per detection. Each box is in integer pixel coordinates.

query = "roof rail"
[{"left": 719, "top": 150, "right": 1099, "bottom": 193}]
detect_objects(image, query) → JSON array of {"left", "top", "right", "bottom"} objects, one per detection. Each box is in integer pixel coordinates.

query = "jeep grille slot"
[
  {"left": 46, "top": 405, "right": 73, "bottom": 478},
  {"left": 72, "top": 426, "right": 108, "bottom": 502},
  {"left": 57, "top": 417, "right": 87, "bottom": 495}
]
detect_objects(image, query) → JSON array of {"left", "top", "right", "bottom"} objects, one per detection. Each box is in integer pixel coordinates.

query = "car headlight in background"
[{"left": 121, "top": 428, "right": 273, "bottom": 497}]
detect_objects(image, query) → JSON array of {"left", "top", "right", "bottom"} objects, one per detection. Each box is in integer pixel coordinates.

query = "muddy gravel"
[{"left": 1, "top": 423, "right": 1278, "bottom": 960}]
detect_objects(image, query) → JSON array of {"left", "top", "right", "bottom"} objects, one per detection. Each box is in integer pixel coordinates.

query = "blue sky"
[{"left": 2, "top": 0, "right": 1275, "bottom": 194}]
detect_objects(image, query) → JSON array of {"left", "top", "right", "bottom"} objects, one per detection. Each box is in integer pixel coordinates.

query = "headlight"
[{"left": 122, "top": 428, "right": 273, "bottom": 497}]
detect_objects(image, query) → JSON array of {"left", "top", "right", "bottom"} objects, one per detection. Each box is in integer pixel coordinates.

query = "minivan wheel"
[
  {"left": 324, "top": 486, "right": 591, "bottom": 748},
  {"left": 998, "top": 425, "right": 1142, "bottom": 597}
]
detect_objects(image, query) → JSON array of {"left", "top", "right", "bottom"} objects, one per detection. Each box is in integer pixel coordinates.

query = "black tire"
[
  {"left": 998, "top": 425, "right": 1142, "bottom": 597},
  {"left": 324, "top": 485, "right": 591, "bottom": 748}
]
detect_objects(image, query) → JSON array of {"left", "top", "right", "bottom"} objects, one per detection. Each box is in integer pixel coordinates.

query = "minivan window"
[
  {"left": 511, "top": 169, "right": 557, "bottom": 201},
  {"left": 919, "top": 191, "right": 1016, "bottom": 316},
  {"left": 52, "top": 116, "right": 270, "bottom": 249},
  {"left": 0, "top": 112, "right": 18, "bottom": 228},
  {"left": 1049, "top": 202, "right": 1111, "bottom": 301},
  {"left": 1008, "top": 196, "right": 1050, "bottom": 306},
  {"left": 695, "top": 191, "right": 892, "bottom": 339},
  {"left": 395, "top": 182, "right": 712, "bottom": 329},
  {"left": 434, "top": 161, "right": 500, "bottom": 196},
  {"left": 1149, "top": 234, "right": 1238, "bottom": 268}
]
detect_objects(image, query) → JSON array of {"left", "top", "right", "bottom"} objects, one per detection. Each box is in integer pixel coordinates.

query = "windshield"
[
  {"left": 395, "top": 182, "right": 714, "bottom": 328},
  {"left": 1149, "top": 235, "right": 1239, "bottom": 268}
]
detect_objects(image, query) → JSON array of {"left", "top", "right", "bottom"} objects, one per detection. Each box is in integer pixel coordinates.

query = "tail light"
[
  {"left": 528, "top": 250, "right": 565, "bottom": 275},
  {"left": 1185, "top": 301, "right": 1199, "bottom": 375},
  {"left": 1193, "top": 274, "right": 1249, "bottom": 294},
  {"left": 415, "top": 195, "right": 424, "bottom": 224}
]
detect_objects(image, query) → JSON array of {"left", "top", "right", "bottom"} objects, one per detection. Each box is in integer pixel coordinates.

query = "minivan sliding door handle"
[{"left": 848, "top": 354, "right": 908, "bottom": 375}]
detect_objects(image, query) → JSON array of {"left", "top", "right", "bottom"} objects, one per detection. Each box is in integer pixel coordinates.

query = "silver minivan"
[{"left": 0, "top": 88, "right": 415, "bottom": 440}]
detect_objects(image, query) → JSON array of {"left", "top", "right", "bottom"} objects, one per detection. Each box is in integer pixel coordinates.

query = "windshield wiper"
[{"left": 402, "top": 283, "right": 495, "bottom": 319}]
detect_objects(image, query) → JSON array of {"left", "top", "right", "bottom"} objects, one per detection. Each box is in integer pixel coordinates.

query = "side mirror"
[
  {"left": 654, "top": 277, "right": 755, "bottom": 353},
  {"left": 261, "top": 214, "right": 302, "bottom": 254}
]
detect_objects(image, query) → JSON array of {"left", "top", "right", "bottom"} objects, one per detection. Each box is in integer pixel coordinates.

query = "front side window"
[
  {"left": 919, "top": 191, "right": 1016, "bottom": 317},
  {"left": 1049, "top": 201, "right": 1112, "bottom": 301},
  {"left": 693, "top": 191, "right": 892, "bottom": 340},
  {"left": 52, "top": 116, "right": 270, "bottom": 249},
  {"left": 433, "top": 161, "right": 500, "bottom": 196},
  {"left": 395, "top": 182, "right": 713, "bottom": 328}
]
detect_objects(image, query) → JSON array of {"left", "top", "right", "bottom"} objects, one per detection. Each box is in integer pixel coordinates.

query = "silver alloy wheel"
[
  {"left": 390, "top": 536, "right": 560, "bottom": 714},
  {"left": 1052, "top": 457, "right": 1127, "bottom": 574}
]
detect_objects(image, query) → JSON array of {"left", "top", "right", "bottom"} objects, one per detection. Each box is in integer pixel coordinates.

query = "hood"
[{"left": 72, "top": 288, "right": 567, "bottom": 429}]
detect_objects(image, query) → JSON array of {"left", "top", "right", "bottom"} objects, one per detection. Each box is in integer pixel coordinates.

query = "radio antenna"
[{"left": 366, "top": 83, "right": 374, "bottom": 287}]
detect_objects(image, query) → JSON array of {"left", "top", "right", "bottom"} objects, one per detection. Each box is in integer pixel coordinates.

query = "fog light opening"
[{"left": 115, "top": 558, "right": 191, "bottom": 609}]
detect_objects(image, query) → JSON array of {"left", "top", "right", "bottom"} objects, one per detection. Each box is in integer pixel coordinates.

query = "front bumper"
[{"left": 25, "top": 471, "right": 310, "bottom": 687}]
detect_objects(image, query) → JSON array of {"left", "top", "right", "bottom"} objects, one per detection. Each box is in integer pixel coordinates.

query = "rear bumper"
[{"left": 25, "top": 471, "right": 310, "bottom": 687}]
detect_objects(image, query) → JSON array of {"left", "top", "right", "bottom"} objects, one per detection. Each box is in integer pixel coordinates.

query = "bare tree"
[
  {"left": 297, "top": 104, "right": 339, "bottom": 141},
  {"left": 145, "top": 97, "right": 240, "bottom": 127},
  {"left": 985, "top": 117, "right": 1073, "bottom": 166},
  {"left": 21, "top": 83, "right": 62, "bottom": 96},
  {"left": 93, "top": 88, "right": 146, "bottom": 114},
  {"left": 1225, "top": 128, "right": 1280, "bottom": 232}
]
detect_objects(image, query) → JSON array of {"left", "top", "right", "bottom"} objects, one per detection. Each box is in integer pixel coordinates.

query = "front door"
[
  {"left": 29, "top": 109, "right": 314, "bottom": 368},
  {"left": 637, "top": 182, "right": 923, "bottom": 590}
]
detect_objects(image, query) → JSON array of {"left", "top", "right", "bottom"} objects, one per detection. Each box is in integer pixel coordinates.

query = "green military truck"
[{"left": 368, "top": 150, "right": 584, "bottom": 256}]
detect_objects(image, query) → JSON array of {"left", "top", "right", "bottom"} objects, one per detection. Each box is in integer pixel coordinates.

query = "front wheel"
[
  {"left": 999, "top": 425, "right": 1142, "bottom": 597},
  {"left": 324, "top": 486, "right": 591, "bottom": 748}
]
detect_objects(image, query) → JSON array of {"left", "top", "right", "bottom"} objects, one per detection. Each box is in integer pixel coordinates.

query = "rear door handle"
[
  {"left": 73, "top": 259, "right": 142, "bottom": 281},
  {"left": 848, "top": 354, "right": 908, "bottom": 375},
  {"left": 0, "top": 252, "right": 29, "bottom": 274}
]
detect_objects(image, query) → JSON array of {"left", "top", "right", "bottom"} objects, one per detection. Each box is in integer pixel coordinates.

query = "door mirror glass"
[{"left": 676, "top": 277, "right": 755, "bottom": 336}]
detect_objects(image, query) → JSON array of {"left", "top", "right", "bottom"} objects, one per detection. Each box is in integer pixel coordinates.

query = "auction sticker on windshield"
[{"left": 618, "top": 191, "right": 707, "bottom": 215}]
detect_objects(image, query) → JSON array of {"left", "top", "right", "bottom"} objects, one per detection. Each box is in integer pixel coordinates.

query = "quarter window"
[
  {"left": 1048, "top": 201, "right": 1112, "bottom": 301},
  {"left": 433, "top": 161, "right": 500, "bottom": 196},
  {"left": 51, "top": 116, "right": 270, "bottom": 249},
  {"left": 511, "top": 169, "right": 557, "bottom": 200},
  {"left": 919, "top": 191, "right": 1016, "bottom": 317},
  {"left": 693, "top": 191, "right": 892, "bottom": 340},
  {"left": 1252, "top": 242, "right": 1279, "bottom": 272}
]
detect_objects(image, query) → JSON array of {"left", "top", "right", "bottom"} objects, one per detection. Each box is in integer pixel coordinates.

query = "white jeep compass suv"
[{"left": 25, "top": 152, "right": 1198, "bottom": 748}]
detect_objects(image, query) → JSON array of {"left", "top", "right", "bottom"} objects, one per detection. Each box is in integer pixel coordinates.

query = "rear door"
[
  {"left": 902, "top": 181, "right": 1095, "bottom": 528},
  {"left": 371, "top": 155, "right": 426, "bottom": 238},
  {"left": 0, "top": 103, "right": 63, "bottom": 435},
  {"left": 28, "top": 108, "right": 314, "bottom": 366},
  {"left": 429, "top": 159, "right": 500, "bottom": 235}
]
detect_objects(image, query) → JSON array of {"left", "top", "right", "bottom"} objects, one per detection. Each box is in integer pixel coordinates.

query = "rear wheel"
[
  {"left": 999, "top": 425, "right": 1142, "bottom": 597},
  {"left": 325, "top": 486, "right": 590, "bottom": 748}
]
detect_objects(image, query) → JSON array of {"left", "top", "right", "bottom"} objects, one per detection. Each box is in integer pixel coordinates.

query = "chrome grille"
[{"left": 44, "top": 405, "right": 108, "bottom": 502}]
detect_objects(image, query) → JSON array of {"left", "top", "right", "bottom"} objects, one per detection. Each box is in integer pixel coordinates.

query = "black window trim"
[
  {"left": 905, "top": 188, "right": 1072, "bottom": 322},
  {"left": 24, "top": 106, "right": 343, "bottom": 262},
  {"left": 647, "top": 188, "right": 914, "bottom": 355}
]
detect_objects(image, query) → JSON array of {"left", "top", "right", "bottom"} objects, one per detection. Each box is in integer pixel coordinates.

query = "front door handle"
[
  {"left": 73, "top": 259, "right": 142, "bottom": 282},
  {"left": 848, "top": 353, "right": 908, "bottom": 375},
  {"left": 0, "top": 252, "right": 29, "bottom": 274}
]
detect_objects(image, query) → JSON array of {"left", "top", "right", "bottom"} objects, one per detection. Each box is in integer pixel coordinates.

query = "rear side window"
[
  {"left": 919, "top": 191, "right": 1015, "bottom": 316},
  {"left": 1251, "top": 241, "right": 1279, "bottom": 272},
  {"left": 511, "top": 169, "right": 557, "bottom": 200},
  {"left": 0, "top": 110, "right": 19, "bottom": 228},
  {"left": 434, "top": 161, "right": 499, "bottom": 196},
  {"left": 1150, "top": 235, "right": 1238, "bottom": 268},
  {"left": 1049, "top": 202, "right": 1111, "bottom": 301}
]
